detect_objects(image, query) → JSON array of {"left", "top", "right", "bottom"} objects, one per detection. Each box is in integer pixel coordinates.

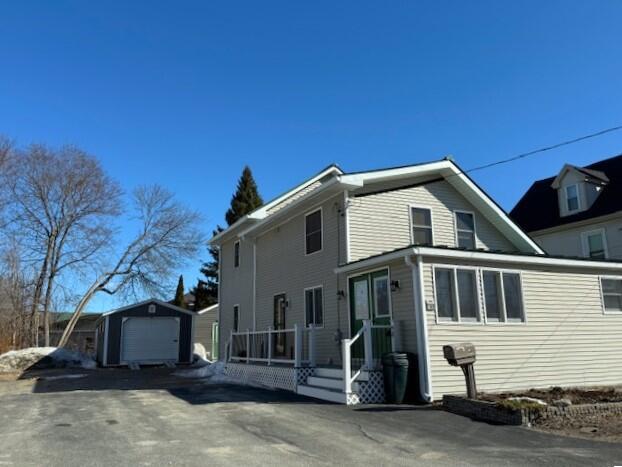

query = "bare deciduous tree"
[
  {"left": 58, "top": 185, "right": 203, "bottom": 347},
  {"left": 2, "top": 145, "right": 122, "bottom": 346}
]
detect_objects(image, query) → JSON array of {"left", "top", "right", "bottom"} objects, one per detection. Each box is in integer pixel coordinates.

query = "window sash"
[
  {"left": 602, "top": 278, "right": 622, "bottom": 312},
  {"left": 305, "top": 287, "right": 324, "bottom": 326},
  {"left": 481, "top": 270, "right": 525, "bottom": 322},
  {"left": 566, "top": 185, "right": 579, "bottom": 211},
  {"left": 373, "top": 276, "right": 390, "bottom": 317},
  {"left": 434, "top": 267, "right": 480, "bottom": 322},
  {"left": 586, "top": 232, "right": 606, "bottom": 259},
  {"left": 455, "top": 212, "right": 475, "bottom": 249},
  {"left": 411, "top": 207, "right": 433, "bottom": 245},
  {"left": 305, "top": 210, "right": 322, "bottom": 254}
]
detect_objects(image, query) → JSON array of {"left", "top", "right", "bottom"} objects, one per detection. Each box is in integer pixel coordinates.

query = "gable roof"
[
  {"left": 211, "top": 158, "right": 544, "bottom": 254},
  {"left": 98, "top": 298, "right": 196, "bottom": 320},
  {"left": 511, "top": 153, "right": 622, "bottom": 233}
]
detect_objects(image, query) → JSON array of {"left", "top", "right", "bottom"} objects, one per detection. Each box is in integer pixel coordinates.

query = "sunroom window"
[
  {"left": 601, "top": 278, "right": 622, "bottom": 312},
  {"left": 434, "top": 267, "right": 480, "bottom": 322},
  {"left": 481, "top": 270, "right": 525, "bottom": 322}
]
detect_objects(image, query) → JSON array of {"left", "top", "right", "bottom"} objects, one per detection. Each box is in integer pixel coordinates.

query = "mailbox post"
[{"left": 443, "top": 343, "right": 477, "bottom": 399}]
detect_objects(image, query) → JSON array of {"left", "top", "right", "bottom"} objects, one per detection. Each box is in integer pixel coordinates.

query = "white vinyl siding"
[
  {"left": 423, "top": 258, "right": 622, "bottom": 399},
  {"left": 254, "top": 193, "right": 346, "bottom": 365},
  {"left": 348, "top": 180, "right": 514, "bottom": 261}
]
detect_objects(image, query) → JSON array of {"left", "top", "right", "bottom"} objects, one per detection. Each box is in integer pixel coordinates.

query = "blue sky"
[{"left": 1, "top": 1, "right": 621, "bottom": 311}]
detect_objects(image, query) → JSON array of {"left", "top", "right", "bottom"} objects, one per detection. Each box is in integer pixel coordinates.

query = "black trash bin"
[{"left": 382, "top": 352, "right": 420, "bottom": 404}]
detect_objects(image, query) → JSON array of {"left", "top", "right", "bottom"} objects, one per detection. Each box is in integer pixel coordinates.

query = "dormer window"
[{"left": 565, "top": 184, "right": 579, "bottom": 212}]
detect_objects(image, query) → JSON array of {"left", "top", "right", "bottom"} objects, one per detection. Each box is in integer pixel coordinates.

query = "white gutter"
[
  {"left": 335, "top": 246, "right": 622, "bottom": 275},
  {"left": 405, "top": 255, "right": 433, "bottom": 402}
]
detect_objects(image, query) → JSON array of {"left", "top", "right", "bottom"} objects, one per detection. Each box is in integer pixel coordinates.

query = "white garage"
[{"left": 95, "top": 299, "right": 195, "bottom": 367}]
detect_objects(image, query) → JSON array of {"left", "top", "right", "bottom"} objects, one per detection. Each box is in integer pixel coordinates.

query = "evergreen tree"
[
  {"left": 225, "top": 166, "right": 264, "bottom": 226},
  {"left": 193, "top": 166, "right": 263, "bottom": 309},
  {"left": 173, "top": 274, "right": 186, "bottom": 308}
]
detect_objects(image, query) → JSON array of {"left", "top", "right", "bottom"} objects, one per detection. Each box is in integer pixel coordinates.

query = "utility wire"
[{"left": 461, "top": 124, "right": 622, "bottom": 175}]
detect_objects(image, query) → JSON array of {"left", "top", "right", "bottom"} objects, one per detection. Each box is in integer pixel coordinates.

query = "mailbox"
[
  {"left": 443, "top": 343, "right": 476, "bottom": 366},
  {"left": 443, "top": 343, "right": 477, "bottom": 399}
]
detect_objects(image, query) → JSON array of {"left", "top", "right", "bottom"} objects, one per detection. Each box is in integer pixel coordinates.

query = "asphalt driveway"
[{"left": 0, "top": 368, "right": 620, "bottom": 466}]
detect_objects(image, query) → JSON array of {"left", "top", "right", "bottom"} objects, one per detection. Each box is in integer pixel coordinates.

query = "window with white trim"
[
  {"left": 455, "top": 211, "right": 475, "bottom": 249},
  {"left": 434, "top": 267, "right": 480, "bottom": 322},
  {"left": 305, "top": 209, "right": 322, "bottom": 254},
  {"left": 233, "top": 305, "right": 239, "bottom": 332},
  {"left": 411, "top": 207, "right": 433, "bottom": 245},
  {"left": 583, "top": 230, "right": 607, "bottom": 259},
  {"left": 304, "top": 286, "right": 323, "bottom": 327},
  {"left": 601, "top": 278, "right": 622, "bottom": 312},
  {"left": 481, "top": 270, "right": 525, "bottom": 322},
  {"left": 234, "top": 240, "right": 240, "bottom": 268},
  {"left": 373, "top": 275, "right": 390, "bottom": 317},
  {"left": 565, "top": 184, "right": 579, "bottom": 212}
]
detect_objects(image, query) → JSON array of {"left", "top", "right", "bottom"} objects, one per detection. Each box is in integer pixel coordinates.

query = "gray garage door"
[{"left": 121, "top": 317, "right": 180, "bottom": 364}]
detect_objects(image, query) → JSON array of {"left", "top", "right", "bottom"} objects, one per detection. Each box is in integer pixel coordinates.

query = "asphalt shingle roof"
[{"left": 510, "top": 153, "right": 622, "bottom": 232}]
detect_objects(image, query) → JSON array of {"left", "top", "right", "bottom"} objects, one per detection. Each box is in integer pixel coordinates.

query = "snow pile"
[
  {"left": 40, "top": 373, "right": 88, "bottom": 381},
  {"left": 0, "top": 347, "right": 96, "bottom": 372},
  {"left": 175, "top": 360, "right": 227, "bottom": 380}
]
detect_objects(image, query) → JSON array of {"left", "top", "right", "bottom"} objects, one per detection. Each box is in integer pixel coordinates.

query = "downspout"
[
  {"left": 216, "top": 245, "right": 222, "bottom": 361},
  {"left": 252, "top": 239, "right": 257, "bottom": 331},
  {"left": 405, "top": 254, "right": 433, "bottom": 402}
]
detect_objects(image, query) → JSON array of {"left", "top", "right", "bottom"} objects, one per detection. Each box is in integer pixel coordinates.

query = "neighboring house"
[
  {"left": 95, "top": 299, "right": 194, "bottom": 367},
  {"left": 48, "top": 313, "right": 101, "bottom": 355},
  {"left": 193, "top": 304, "right": 219, "bottom": 360},
  {"left": 212, "top": 159, "right": 622, "bottom": 404},
  {"left": 511, "top": 154, "right": 622, "bottom": 259}
]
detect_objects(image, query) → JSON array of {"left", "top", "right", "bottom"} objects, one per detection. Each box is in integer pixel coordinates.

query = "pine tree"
[
  {"left": 225, "top": 166, "right": 264, "bottom": 226},
  {"left": 173, "top": 275, "right": 186, "bottom": 308},
  {"left": 193, "top": 166, "right": 263, "bottom": 309}
]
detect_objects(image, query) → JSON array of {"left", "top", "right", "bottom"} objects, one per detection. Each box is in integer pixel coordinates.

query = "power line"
[{"left": 462, "top": 124, "right": 622, "bottom": 175}]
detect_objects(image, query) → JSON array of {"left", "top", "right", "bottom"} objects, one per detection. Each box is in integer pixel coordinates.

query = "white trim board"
[{"left": 335, "top": 246, "right": 622, "bottom": 275}]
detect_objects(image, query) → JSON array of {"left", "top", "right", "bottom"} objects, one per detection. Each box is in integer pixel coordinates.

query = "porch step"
[
  {"left": 297, "top": 384, "right": 347, "bottom": 404},
  {"left": 306, "top": 376, "right": 359, "bottom": 392},
  {"left": 314, "top": 367, "right": 370, "bottom": 381}
]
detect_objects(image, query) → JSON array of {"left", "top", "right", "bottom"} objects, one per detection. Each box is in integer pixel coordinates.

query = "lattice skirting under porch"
[
  {"left": 225, "top": 364, "right": 317, "bottom": 392},
  {"left": 347, "top": 370, "right": 385, "bottom": 405}
]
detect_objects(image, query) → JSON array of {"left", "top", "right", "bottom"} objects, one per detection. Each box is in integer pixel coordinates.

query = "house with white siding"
[{"left": 211, "top": 158, "right": 622, "bottom": 404}]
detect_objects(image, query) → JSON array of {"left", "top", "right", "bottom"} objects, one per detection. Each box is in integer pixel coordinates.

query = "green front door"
[{"left": 349, "top": 269, "right": 392, "bottom": 364}]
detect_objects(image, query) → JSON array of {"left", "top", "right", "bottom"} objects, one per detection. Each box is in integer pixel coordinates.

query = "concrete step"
[
  {"left": 314, "top": 367, "right": 343, "bottom": 379},
  {"left": 314, "top": 367, "right": 370, "bottom": 381},
  {"left": 297, "top": 384, "right": 347, "bottom": 404}
]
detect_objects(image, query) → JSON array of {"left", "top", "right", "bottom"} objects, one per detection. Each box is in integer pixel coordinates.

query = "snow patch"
[
  {"left": 40, "top": 373, "right": 88, "bottom": 381},
  {"left": 174, "top": 361, "right": 273, "bottom": 390},
  {"left": 0, "top": 347, "right": 96, "bottom": 372}
]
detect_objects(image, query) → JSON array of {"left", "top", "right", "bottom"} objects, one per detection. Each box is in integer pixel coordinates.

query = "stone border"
[{"left": 443, "top": 395, "right": 622, "bottom": 426}]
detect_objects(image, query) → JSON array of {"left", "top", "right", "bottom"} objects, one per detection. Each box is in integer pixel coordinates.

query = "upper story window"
[
  {"left": 234, "top": 240, "right": 240, "bottom": 268},
  {"left": 582, "top": 229, "right": 607, "bottom": 259},
  {"left": 304, "top": 286, "right": 323, "bottom": 327},
  {"left": 410, "top": 207, "right": 433, "bottom": 245},
  {"left": 601, "top": 278, "right": 622, "bottom": 313},
  {"left": 305, "top": 209, "right": 323, "bottom": 255},
  {"left": 565, "top": 184, "right": 580, "bottom": 212},
  {"left": 455, "top": 211, "right": 476, "bottom": 249}
]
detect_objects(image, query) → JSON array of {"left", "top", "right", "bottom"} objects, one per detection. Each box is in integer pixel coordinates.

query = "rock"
[
  {"left": 552, "top": 398, "right": 572, "bottom": 408},
  {"left": 507, "top": 396, "right": 547, "bottom": 406},
  {"left": 579, "top": 426, "right": 598, "bottom": 434}
]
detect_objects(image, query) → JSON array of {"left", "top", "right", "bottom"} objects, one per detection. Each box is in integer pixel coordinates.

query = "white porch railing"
[
  {"left": 226, "top": 324, "right": 317, "bottom": 367},
  {"left": 342, "top": 319, "right": 396, "bottom": 395}
]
